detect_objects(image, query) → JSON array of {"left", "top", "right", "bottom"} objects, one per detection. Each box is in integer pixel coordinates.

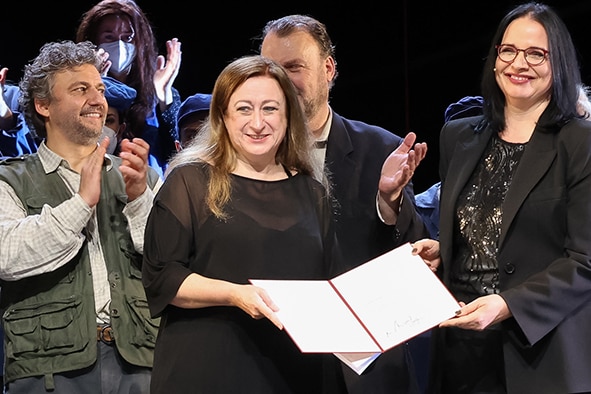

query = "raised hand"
[
  {"left": 79, "top": 137, "right": 110, "bottom": 207},
  {"left": 0, "top": 67, "right": 8, "bottom": 85},
  {"left": 377, "top": 132, "right": 427, "bottom": 223},
  {"left": 118, "top": 137, "right": 150, "bottom": 201},
  {"left": 95, "top": 48, "right": 111, "bottom": 77},
  {"left": 379, "top": 132, "right": 427, "bottom": 202},
  {"left": 0, "top": 68, "right": 12, "bottom": 129},
  {"left": 154, "top": 38, "right": 182, "bottom": 107}
]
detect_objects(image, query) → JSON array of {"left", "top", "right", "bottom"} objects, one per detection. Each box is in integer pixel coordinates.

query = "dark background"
[{"left": 2, "top": 0, "right": 590, "bottom": 192}]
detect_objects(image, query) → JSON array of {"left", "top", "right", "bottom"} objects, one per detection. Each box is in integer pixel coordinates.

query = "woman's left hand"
[{"left": 440, "top": 294, "right": 512, "bottom": 330}]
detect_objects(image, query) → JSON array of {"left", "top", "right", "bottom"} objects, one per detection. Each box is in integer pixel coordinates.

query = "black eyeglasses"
[{"left": 496, "top": 44, "right": 549, "bottom": 66}]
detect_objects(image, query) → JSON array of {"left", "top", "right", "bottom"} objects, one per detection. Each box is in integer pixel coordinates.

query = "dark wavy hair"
[
  {"left": 75, "top": 0, "right": 158, "bottom": 139},
  {"left": 479, "top": 2, "right": 583, "bottom": 134}
]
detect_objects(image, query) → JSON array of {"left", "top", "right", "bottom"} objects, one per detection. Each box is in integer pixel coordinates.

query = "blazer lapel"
[
  {"left": 325, "top": 114, "right": 356, "bottom": 186},
  {"left": 440, "top": 127, "right": 493, "bottom": 267},
  {"left": 499, "top": 130, "right": 556, "bottom": 246},
  {"left": 445, "top": 129, "right": 494, "bottom": 206}
]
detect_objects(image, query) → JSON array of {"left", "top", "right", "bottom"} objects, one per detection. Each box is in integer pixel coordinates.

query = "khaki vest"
[{"left": 0, "top": 154, "right": 160, "bottom": 388}]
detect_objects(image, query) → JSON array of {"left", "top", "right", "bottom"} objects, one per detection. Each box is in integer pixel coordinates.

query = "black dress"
[{"left": 142, "top": 162, "right": 345, "bottom": 394}]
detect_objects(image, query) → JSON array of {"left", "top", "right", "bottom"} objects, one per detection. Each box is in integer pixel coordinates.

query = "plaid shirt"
[{"left": 0, "top": 142, "right": 161, "bottom": 323}]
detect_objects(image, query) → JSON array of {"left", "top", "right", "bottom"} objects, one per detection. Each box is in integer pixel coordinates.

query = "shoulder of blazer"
[
  {"left": 559, "top": 118, "right": 591, "bottom": 139},
  {"left": 332, "top": 111, "right": 402, "bottom": 149}
]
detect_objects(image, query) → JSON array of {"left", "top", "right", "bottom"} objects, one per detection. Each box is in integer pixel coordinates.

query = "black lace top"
[{"left": 449, "top": 133, "right": 526, "bottom": 302}]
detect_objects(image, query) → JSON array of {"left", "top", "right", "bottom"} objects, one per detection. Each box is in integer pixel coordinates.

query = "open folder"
[{"left": 249, "top": 243, "right": 460, "bottom": 374}]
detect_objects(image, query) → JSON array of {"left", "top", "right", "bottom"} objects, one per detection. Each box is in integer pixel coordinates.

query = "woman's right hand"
[
  {"left": 232, "top": 284, "right": 283, "bottom": 330},
  {"left": 174, "top": 274, "right": 284, "bottom": 330}
]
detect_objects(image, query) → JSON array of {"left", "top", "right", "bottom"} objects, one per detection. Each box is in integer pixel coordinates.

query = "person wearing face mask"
[
  {"left": 100, "top": 75, "right": 137, "bottom": 155},
  {"left": 75, "top": 0, "right": 183, "bottom": 179},
  {"left": 98, "top": 40, "right": 136, "bottom": 77}
]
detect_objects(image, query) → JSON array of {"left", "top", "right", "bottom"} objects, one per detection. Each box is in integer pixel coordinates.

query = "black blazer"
[
  {"left": 436, "top": 115, "right": 591, "bottom": 393},
  {"left": 325, "top": 111, "right": 427, "bottom": 394},
  {"left": 326, "top": 111, "right": 428, "bottom": 272}
]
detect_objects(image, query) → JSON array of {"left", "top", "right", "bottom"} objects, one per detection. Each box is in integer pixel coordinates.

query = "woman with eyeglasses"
[{"left": 412, "top": 2, "right": 591, "bottom": 393}]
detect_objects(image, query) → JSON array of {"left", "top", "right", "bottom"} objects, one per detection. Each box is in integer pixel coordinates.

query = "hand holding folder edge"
[{"left": 249, "top": 242, "right": 460, "bottom": 374}]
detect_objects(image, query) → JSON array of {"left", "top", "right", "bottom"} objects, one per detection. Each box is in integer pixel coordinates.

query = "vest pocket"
[
  {"left": 4, "top": 297, "right": 88, "bottom": 359},
  {"left": 124, "top": 295, "right": 159, "bottom": 348}
]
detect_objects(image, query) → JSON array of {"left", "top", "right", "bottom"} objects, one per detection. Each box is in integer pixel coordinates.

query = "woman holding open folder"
[
  {"left": 413, "top": 3, "right": 591, "bottom": 393},
  {"left": 141, "top": 55, "right": 348, "bottom": 393}
]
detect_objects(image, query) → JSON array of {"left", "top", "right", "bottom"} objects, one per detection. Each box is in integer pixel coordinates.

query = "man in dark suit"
[{"left": 260, "top": 14, "right": 429, "bottom": 394}]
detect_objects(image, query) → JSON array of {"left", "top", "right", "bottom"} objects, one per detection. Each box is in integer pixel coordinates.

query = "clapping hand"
[
  {"left": 79, "top": 137, "right": 110, "bottom": 207},
  {"left": 0, "top": 67, "right": 13, "bottom": 126},
  {"left": 154, "top": 38, "right": 182, "bottom": 107},
  {"left": 96, "top": 48, "right": 111, "bottom": 77},
  {"left": 377, "top": 132, "right": 427, "bottom": 223},
  {"left": 118, "top": 137, "right": 150, "bottom": 202}
]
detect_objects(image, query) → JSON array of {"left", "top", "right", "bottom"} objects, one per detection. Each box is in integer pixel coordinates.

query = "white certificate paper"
[{"left": 250, "top": 243, "right": 459, "bottom": 374}]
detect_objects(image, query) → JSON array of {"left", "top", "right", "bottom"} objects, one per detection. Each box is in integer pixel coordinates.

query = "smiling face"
[
  {"left": 36, "top": 64, "right": 107, "bottom": 147},
  {"left": 224, "top": 75, "right": 287, "bottom": 168},
  {"left": 494, "top": 16, "right": 552, "bottom": 108}
]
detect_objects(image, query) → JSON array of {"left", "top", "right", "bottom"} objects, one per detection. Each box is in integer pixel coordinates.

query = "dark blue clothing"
[
  {"left": 325, "top": 111, "right": 428, "bottom": 272},
  {"left": 142, "top": 87, "right": 181, "bottom": 178},
  {"left": 415, "top": 182, "right": 441, "bottom": 239},
  {"left": 0, "top": 85, "right": 39, "bottom": 158}
]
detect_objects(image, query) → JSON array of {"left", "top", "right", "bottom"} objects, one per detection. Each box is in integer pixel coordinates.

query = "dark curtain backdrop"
[{"left": 2, "top": 0, "right": 589, "bottom": 191}]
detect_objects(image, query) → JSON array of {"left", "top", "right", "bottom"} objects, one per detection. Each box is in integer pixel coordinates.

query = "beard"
[
  {"left": 301, "top": 82, "right": 330, "bottom": 122},
  {"left": 62, "top": 114, "right": 104, "bottom": 146},
  {"left": 303, "top": 94, "right": 324, "bottom": 121}
]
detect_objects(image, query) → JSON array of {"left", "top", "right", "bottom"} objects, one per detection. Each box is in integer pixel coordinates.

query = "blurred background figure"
[
  {"left": 416, "top": 95, "right": 484, "bottom": 240},
  {"left": 100, "top": 75, "right": 136, "bottom": 154},
  {"left": 0, "top": 67, "right": 38, "bottom": 158},
  {"left": 174, "top": 92, "right": 211, "bottom": 152},
  {"left": 75, "top": 0, "right": 183, "bottom": 177}
]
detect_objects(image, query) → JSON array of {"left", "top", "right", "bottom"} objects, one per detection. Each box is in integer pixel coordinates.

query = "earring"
[{"left": 493, "top": 67, "right": 497, "bottom": 72}]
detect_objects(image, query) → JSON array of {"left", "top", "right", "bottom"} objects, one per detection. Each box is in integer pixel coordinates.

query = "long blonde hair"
[{"left": 166, "top": 55, "right": 328, "bottom": 219}]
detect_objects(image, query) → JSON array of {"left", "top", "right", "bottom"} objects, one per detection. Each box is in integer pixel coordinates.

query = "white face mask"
[
  {"left": 100, "top": 126, "right": 118, "bottom": 154},
  {"left": 99, "top": 40, "right": 136, "bottom": 75}
]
